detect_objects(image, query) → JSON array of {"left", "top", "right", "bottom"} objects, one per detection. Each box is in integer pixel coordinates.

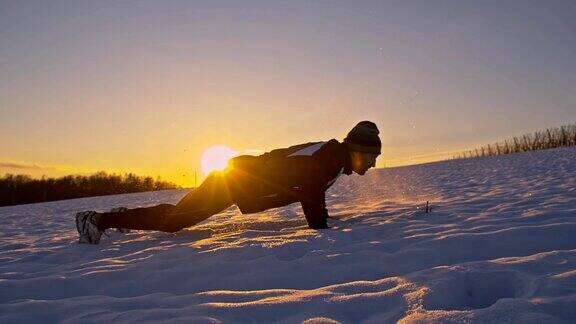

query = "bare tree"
[{"left": 453, "top": 122, "right": 576, "bottom": 160}]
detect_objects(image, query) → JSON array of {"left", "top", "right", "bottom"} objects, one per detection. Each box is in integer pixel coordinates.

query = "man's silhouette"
[{"left": 76, "top": 121, "right": 381, "bottom": 244}]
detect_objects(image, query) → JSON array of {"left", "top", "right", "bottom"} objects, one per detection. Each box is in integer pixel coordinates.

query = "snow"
[{"left": 1, "top": 147, "right": 575, "bottom": 323}]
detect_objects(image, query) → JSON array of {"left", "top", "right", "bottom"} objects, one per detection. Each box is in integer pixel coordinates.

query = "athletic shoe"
[{"left": 75, "top": 211, "right": 104, "bottom": 244}]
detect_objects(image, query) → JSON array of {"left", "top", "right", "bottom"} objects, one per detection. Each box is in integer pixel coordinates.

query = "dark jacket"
[{"left": 225, "top": 139, "right": 352, "bottom": 229}]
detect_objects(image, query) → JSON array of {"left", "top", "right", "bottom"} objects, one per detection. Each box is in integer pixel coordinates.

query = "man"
[{"left": 76, "top": 121, "right": 381, "bottom": 244}]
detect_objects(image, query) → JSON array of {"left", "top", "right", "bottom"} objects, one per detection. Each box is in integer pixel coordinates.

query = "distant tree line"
[
  {"left": 0, "top": 171, "right": 180, "bottom": 207},
  {"left": 454, "top": 123, "right": 576, "bottom": 159}
]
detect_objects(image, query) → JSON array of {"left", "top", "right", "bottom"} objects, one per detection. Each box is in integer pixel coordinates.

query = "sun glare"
[{"left": 200, "top": 145, "right": 239, "bottom": 176}]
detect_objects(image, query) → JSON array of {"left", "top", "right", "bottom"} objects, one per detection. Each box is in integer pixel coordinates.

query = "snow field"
[{"left": 1, "top": 147, "right": 575, "bottom": 323}]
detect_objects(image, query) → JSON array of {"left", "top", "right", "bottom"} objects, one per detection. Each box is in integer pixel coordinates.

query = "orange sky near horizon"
[{"left": 1, "top": 1, "right": 574, "bottom": 187}]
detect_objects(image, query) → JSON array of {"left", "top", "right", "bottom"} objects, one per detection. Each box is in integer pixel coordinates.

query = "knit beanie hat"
[{"left": 343, "top": 121, "right": 382, "bottom": 154}]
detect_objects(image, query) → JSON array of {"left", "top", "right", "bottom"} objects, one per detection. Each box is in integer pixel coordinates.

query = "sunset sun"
[{"left": 200, "top": 145, "right": 239, "bottom": 176}]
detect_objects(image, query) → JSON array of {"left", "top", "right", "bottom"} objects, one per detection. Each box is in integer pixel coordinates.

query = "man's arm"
[
  {"left": 300, "top": 165, "right": 330, "bottom": 229},
  {"left": 300, "top": 191, "right": 329, "bottom": 229}
]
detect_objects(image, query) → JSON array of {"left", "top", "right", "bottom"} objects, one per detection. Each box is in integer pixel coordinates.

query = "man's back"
[
  {"left": 225, "top": 139, "right": 351, "bottom": 221},
  {"left": 229, "top": 139, "right": 347, "bottom": 190}
]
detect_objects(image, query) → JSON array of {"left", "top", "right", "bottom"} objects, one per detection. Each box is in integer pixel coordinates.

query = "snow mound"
[{"left": 1, "top": 147, "right": 575, "bottom": 323}]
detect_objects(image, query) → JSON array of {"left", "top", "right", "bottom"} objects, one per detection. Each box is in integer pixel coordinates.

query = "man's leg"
[
  {"left": 97, "top": 173, "right": 234, "bottom": 233},
  {"left": 164, "top": 172, "right": 234, "bottom": 231},
  {"left": 97, "top": 203, "right": 177, "bottom": 232}
]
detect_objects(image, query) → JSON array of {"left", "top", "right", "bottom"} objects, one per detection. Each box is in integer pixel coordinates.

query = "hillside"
[{"left": 1, "top": 147, "right": 575, "bottom": 323}]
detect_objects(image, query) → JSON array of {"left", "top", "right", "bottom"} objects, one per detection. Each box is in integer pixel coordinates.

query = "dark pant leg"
[
  {"left": 97, "top": 203, "right": 177, "bottom": 231},
  {"left": 98, "top": 173, "right": 234, "bottom": 233},
  {"left": 165, "top": 172, "right": 234, "bottom": 231}
]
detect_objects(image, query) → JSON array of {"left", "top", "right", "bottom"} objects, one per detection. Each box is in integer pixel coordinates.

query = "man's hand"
[{"left": 309, "top": 222, "right": 330, "bottom": 229}]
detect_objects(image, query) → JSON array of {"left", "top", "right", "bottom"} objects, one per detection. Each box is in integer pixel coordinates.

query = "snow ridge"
[{"left": 1, "top": 147, "right": 575, "bottom": 323}]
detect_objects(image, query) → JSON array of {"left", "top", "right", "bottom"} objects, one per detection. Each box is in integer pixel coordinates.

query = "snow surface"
[{"left": 1, "top": 147, "right": 575, "bottom": 323}]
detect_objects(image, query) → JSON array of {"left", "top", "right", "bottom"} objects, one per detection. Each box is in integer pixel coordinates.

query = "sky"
[{"left": 1, "top": 0, "right": 575, "bottom": 187}]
